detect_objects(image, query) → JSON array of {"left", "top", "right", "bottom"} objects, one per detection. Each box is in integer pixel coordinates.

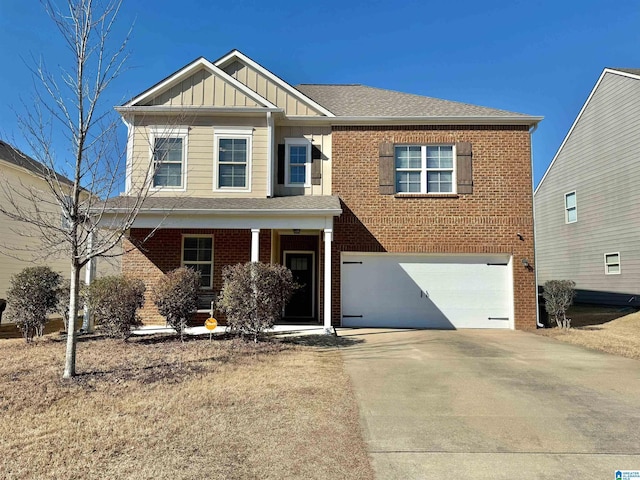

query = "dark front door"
[{"left": 284, "top": 252, "right": 314, "bottom": 318}]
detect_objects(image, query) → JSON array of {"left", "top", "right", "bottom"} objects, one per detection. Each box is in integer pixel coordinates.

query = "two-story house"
[
  {"left": 535, "top": 67, "right": 640, "bottom": 306},
  {"left": 103, "top": 50, "right": 542, "bottom": 331}
]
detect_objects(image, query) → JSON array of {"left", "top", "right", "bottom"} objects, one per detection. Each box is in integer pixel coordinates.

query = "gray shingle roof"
[
  {"left": 295, "top": 84, "right": 531, "bottom": 118},
  {"left": 610, "top": 68, "right": 640, "bottom": 76},
  {"left": 102, "top": 195, "right": 342, "bottom": 214},
  {"left": 0, "top": 140, "right": 74, "bottom": 186}
]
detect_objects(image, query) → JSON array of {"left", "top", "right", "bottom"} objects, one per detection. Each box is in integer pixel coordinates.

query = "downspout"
[
  {"left": 266, "top": 112, "right": 274, "bottom": 198},
  {"left": 530, "top": 122, "right": 544, "bottom": 328},
  {"left": 122, "top": 115, "right": 133, "bottom": 195}
]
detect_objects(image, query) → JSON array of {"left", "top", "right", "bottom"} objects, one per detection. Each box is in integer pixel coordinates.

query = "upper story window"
[
  {"left": 150, "top": 126, "right": 188, "bottom": 190},
  {"left": 565, "top": 191, "right": 577, "bottom": 223},
  {"left": 214, "top": 128, "right": 253, "bottom": 191},
  {"left": 182, "top": 235, "right": 213, "bottom": 288},
  {"left": 285, "top": 138, "right": 311, "bottom": 187},
  {"left": 395, "top": 145, "right": 455, "bottom": 194},
  {"left": 604, "top": 252, "right": 620, "bottom": 275}
]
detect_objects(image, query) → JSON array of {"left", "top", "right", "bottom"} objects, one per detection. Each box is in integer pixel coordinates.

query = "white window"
[
  {"left": 285, "top": 138, "right": 311, "bottom": 187},
  {"left": 604, "top": 252, "right": 620, "bottom": 275},
  {"left": 395, "top": 145, "right": 455, "bottom": 194},
  {"left": 150, "top": 127, "right": 188, "bottom": 190},
  {"left": 182, "top": 235, "right": 213, "bottom": 288},
  {"left": 565, "top": 191, "right": 577, "bottom": 223},
  {"left": 214, "top": 128, "right": 253, "bottom": 191}
]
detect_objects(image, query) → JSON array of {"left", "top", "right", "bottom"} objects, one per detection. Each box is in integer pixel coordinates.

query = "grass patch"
[
  {"left": 0, "top": 333, "right": 373, "bottom": 480},
  {"left": 536, "top": 309, "right": 640, "bottom": 360}
]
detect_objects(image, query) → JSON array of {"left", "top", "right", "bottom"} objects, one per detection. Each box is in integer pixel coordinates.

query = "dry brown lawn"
[
  {"left": 0, "top": 333, "right": 373, "bottom": 480},
  {"left": 536, "top": 309, "right": 640, "bottom": 360}
]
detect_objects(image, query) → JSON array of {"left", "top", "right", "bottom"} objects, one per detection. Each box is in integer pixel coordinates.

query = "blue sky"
[{"left": 0, "top": 0, "right": 638, "bottom": 186}]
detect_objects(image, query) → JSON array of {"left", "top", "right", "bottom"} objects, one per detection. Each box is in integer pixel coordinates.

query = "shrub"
[
  {"left": 543, "top": 280, "right": 576, "bottom": 329},
  {"left": 152, "top": 267, "right": 200, "bottom": 341},
  {"left": 83, "top": 276, "right": 145, "bottom": 339},
  {"left": 218, "top": 262, "right": 296, "bottom": 342},
  {"left": 54, "top": 279, "right": 72, "bottom": 332},
  {"left": 5, "top": 266, "right": 62, "bottom": 342}
]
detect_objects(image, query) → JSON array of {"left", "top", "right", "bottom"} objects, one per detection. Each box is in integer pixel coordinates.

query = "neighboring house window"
[
  {"left": 182, "top": 235, "right": 213, "bottom": 288},
  {"left": 565, "top": 191, "right": 577, "bottom": 223},
  {"left": 60, "top": 195, "right": 72, "bottom": 230},
  {"left": 285, "top": 138, "right": 311, "bottom": 187},
  {"left": 604, "top": 252, "right": 621, "bottom": 275},
  {"left": 151, "top": 127, "right": 188, "bottom": 190},
  {"left": 395, "top": 145, "right": 455, "bottom": 194},
  {"left": 214, "top": 128, "right": 253, "bottom": 191}
]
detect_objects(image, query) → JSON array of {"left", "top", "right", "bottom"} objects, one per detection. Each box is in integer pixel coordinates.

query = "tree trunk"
[{"left": 63, "top": 263, "right": 81, "bottom": 378}]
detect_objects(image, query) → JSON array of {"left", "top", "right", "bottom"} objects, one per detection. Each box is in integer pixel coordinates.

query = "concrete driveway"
[{"left": 338, "top": 329, "right": 640, "bottom": 479}]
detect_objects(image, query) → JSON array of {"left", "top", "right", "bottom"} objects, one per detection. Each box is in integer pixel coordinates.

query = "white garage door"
[{"left": 341, "top": 253, "right": 513, "bottom": 329}]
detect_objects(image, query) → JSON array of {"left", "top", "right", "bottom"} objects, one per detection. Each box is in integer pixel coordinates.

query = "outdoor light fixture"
[
  {"left": 293, "top": 229, "right": 301, "bottom": 235},
  {"left": 517, "top": 233, "right": 524, "bottom": 241},
  {"left": 521, "top": 258, "right": 530, "bottom": 268}
]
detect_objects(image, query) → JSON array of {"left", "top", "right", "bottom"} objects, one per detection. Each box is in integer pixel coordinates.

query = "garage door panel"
[{"left": 342, "top": 254, "right": 512, "bottom": 329}]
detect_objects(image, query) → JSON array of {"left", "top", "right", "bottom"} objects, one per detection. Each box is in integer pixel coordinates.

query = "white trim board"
[
  {"left": 214, "top": 50, "right": 335, "bottom": 117},
  {"left": 123, "top": 57, "right": 277, "bottom": 109}
]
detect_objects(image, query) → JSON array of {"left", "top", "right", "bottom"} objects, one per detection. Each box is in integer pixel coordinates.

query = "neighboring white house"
[
  {"left": 0, "top": 140, "right": 120, "bottom": 318},
  {"left": 535, "top": 67, "right": 640, "bottom": 306}
]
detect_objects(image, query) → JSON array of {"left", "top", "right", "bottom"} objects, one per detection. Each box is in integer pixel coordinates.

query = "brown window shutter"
[
  {"left": 456, "top": 142, "right": 473, "bottom": 194},
  {"left": 311, "top": 145, "right": 322, "bottom": 185},
  {"left": 379, "top": 141, "right": 395, "bottom": 195},
  {"left": 277, "top": 144, "right": 285, "bottom": 185}
]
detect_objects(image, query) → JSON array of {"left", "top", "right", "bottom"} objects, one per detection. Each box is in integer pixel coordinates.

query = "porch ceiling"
[{"left": 98, "top": 195, "right": 342, "bottom": 230}]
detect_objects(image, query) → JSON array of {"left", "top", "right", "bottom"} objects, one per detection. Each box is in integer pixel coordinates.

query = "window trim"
[
  {"left": 394, "top": 144, "right": 457, "bottom": 195},
  {"left": 564, "top": 191, "right": 577, "bottom": 223},
  {"left": 213, "top": 127, "right": 253, "bottom": 192},
  {"left": 181, "top": 234, "right": 214, "bottom": 289},
  {"left": 285, "top": 137, "right": 311, "bottom": 187},
  {"left": 604, "top": 252, "right": 621, "bottom": 275},
  {"left": 149, "top": 126, "right": 188, "bottom": 192}
]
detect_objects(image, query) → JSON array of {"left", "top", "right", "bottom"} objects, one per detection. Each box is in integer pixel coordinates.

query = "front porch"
[{"left": 103, "top": 196, "right": 341, "bottom": 332}]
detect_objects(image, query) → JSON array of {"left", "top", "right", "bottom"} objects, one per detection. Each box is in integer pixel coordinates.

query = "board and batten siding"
[
  {"left": 130, "top": 115, "right": 269, "bottom": 198},
  {"left": 535, "top": 71, "right": 640, "bottom": 298},
  {"left": 142, "top": 67, "right": 260, "bottom": 108},
  {"left": 223, "top": 60, "right": 322, "bottom": 116},
  {"left": 274, "top": 126, "right": 332, "bottom": 196}
]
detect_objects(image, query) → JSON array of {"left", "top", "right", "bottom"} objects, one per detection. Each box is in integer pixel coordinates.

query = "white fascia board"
[
  {"left": 214, "top": 50, "right": 336, "bottom": 118},
  {"left": 99, "top": 213, "right": 340, "bottom": 230},
  {"left": 535, "top": 68, "right": 616, "bottom": 195},
  {"left": 102, "top": 208, "right": 342, "bottom": 217},
  {"left": 606, "top": 68, "right": 640, "bottom": 81},
  {"left": 278, "top": 115, "right": 543, "bottom": 126},
  {"left": 115, "top": 106, "right": 283, "bottom": 115},
  {"left": 123, "top": 57, "right": 277, "bottom": 109}
]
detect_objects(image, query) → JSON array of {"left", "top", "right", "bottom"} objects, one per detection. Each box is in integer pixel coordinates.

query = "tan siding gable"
[
  {"left": 141, "top": 67, "right": 260, "bottom": 108},
  {"left": 223, "top": 60, "right": 323, "bottom": 116}
]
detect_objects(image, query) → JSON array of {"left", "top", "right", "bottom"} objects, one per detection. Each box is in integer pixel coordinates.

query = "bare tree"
[{"left": 0, "top": 0, "right": 154, "bottom": 378}]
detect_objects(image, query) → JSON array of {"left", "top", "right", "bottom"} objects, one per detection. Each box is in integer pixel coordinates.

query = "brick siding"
[
  {"left": 330, "top": 125, "right": 537, "bottom": 330},
  {"left": 124, "top": 228, "right": 271, "bottom": 325}
]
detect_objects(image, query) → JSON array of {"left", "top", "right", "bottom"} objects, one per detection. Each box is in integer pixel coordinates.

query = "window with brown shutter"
[
  {"left": 379, "top": 141, "right": 395, "bottom": 194},
  {"left": 456, "top": 142, "right": 473, "bottom": 194}
]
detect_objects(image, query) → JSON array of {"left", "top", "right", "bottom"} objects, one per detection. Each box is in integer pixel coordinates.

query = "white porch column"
[
  {"left": 323, "top": 228, "right": 333, "bottom": 334},
  {"left": 82, "top": 231, "right": 96, "bottom": 332},
  {"left": 251, "top": 229, "right": 260, "bottom": 262}
]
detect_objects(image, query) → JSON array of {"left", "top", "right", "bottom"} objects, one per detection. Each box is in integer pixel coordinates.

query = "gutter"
[
  {"left": 278, "top": 115, "right": 544, "bottom": 126},
  {"left": 530, "top": 122, "right": 544, "bottom": 328},
  {"left": 100, "top": 208, "right": 343, "bottom": 217},
  {"left": 115, "top": 106, "right": 284, "bottom": 115}
]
